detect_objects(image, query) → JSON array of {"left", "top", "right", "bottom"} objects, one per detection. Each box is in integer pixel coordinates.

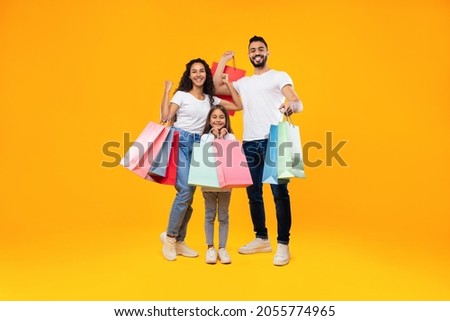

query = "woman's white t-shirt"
[{"left": 171, "top": 91, "right": 221, "bottom": 134}]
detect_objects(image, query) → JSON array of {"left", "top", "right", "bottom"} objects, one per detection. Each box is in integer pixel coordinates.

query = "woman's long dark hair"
[
  {"left": 202, "top": 105, "right": 234, "bottom": 135},
  {"left": 175, "top": 58, "right": 215, "bottom": 106}
]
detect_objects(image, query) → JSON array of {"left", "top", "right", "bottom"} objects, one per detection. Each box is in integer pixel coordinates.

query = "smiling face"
[
  {"left": 189, "top": 62, "right": 207, "bottom": 87},
  {"left": 209, "top": 108, "right": 226, "bottom": 130},
  {"left": 248, "top": 40, "right": 269, "bottom": 68}
]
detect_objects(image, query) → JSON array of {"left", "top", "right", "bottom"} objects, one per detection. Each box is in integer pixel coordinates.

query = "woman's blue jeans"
[{"left": 166, "top": 128, "right": 200, "bottom": 242}]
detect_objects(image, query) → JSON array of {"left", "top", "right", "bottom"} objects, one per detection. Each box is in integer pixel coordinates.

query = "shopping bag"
[
  {"left": 147, "top": 130, "right": 179, "bottom": 185},
  {"left": 187, "top": 139, "right": 220, "bottom": 188},
  {"left": 277, "top": 117, "right": 306, "bottom": 179},
  {"left": 262, "top": 124, "right": 289, "bottom": 185},
  {"left": 148, "top": 127, "right": 175, "bottom": 177},
  {"left": 287, "top": 121, "right": 306, "bottom": 178},
  {"left": 120, "top": 121, "right": 170, "bottom": 178},
  {"left": 214, "top": 139, "right": 252, "bottom": 188},
  {"left": 211, "top": 62, "right": 246, "bottom": 116},
  {"left": 277, "top": 120, "right": 295, "bottom": 179}
]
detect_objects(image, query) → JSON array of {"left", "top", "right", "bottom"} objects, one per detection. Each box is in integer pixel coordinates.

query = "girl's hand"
[
  {"left": 219, "top": 128, "right": 228, "bottom": 139},
  {"left": 211, "top": 128, "right": 220, "bottom": 138}
]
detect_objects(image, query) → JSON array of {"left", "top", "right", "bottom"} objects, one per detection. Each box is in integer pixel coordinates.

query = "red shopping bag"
[
  {"left": 147, "top": 130, "right": 179, "bottom": 185},
  {"left": 120, "top": 121, "right": 170, "bottom": 178},
  {"left": 214, "top": 139, "right": 252, "bottom": 188},
  {"left": 211, "top": 62, "right": 246, "bottom": 116}
]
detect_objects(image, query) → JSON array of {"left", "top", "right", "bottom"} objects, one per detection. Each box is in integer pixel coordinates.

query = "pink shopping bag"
[
  {"left": 147, "top": 130, "right": 179, "bottom": 185},
  {"left": 214, "top": 139, "right": 252, "bottom": 188},
  {"left": 120, "top": 121, "right": 170, "bottom": 178}
]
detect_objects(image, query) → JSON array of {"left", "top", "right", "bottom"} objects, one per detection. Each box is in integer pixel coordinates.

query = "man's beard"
[{"left": 250, "top": 55, "right": 267, "bottom": 68}]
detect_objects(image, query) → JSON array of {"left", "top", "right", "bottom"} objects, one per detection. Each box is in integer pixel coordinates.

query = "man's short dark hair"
[{"left": 249, "top": 35, "right": 268, "bottom": 50}]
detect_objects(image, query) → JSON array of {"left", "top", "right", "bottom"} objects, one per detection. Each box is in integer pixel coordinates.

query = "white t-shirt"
[
  {"left": 171, "top": 91, "right": 221, "bottom": 134},
  {"left": 200, "top": 132, "right": 236, "bottom": 143},
  {"left": 233, "top": 70, "right": 293, "bottom": 141}
]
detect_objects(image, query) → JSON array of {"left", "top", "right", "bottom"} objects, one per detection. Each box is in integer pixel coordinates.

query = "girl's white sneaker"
[
  {"left": 205, "top": 247, "right": 217, "bottom": 264},
  {"left": 218, "top": 248, "right": 232, "bottom": 264}
]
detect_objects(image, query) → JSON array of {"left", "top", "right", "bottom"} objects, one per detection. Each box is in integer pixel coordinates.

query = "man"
[{"left": 213, "top": 35, "right": 303, "bottom": 266}]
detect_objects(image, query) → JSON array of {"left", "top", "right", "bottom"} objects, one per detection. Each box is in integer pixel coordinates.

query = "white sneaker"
[
  {"left": 218, "top": 248, "right": 231, "bottom": 264},
  {"left": 176, "top": 242, "right": 198, "bottom": 257},
  {"left": 239, "top": 238, "right": 272, "bottom": 254},
  {"left": 205, "top": 247, "right": 217, "bottom": 264},
  {"left": 273, "top": 243, "right": 290, "bottom": 266},
  {"left": 160, "top": 232, "right": 176, "bottom": 261}
]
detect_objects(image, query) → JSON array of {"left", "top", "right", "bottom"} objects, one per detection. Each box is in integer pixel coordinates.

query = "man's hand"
[
  {"left": 221, "top": 74, "right": 230, "bottom": 86},
  {"left": 220, "top": 51, "right": 235, "bottom": 63},
  {"left": 279, "top": 101, "right": 303, "bottom": 116},
  {"left": 279, "top": 103, "right": 293, "bottom": 116}
]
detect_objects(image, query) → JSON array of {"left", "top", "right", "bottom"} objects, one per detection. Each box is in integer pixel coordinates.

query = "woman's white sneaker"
[
  {"left": 175, "top": 242, "right": 199, "bottom": 257},
  {"left": 273, "top": 243, "right": 290, "bottom": 266},
  {"left": 160, "top": 232, "right": 176, "bottom": 261}
]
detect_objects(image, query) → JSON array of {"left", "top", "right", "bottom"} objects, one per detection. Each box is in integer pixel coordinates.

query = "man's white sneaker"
[
  {"left": 273, "top": 243, "right": 290, "bottom": 266},
  {"left": 218, "top": 248, "right": 231, "bottom": 264},
  {"left": 205, "top": 247, "right": 217, "bottom": 264},
  {"left": 175, "top": 242, "right": 199, "bottom": 258},
  {"left": 160, "top": 232, "right": 176, "bottom": 261},
  {"left": 238, "top": 238, "right": 272, "bottom": 254}
]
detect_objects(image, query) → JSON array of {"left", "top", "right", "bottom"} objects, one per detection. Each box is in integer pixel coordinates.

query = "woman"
[{"left": 159, "top": 58, "right": 240, "bottom": 261}]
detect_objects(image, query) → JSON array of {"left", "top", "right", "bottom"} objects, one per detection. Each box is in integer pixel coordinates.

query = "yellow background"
[{"left": 1, "top": 0, "right": 449, "bottom": 300}]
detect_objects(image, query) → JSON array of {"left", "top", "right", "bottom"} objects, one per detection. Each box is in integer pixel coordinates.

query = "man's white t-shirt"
[
  {"left": 171, "top": 91, "right": 221, "bottom": 134},
  {"left": 233, "top": 70, "right": 293, "bottom": 141}
]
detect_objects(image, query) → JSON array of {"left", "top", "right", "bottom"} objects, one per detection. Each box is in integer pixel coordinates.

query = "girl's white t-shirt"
[
  {"left": 171, "top": 91, "right": 221, "bottom": 134},
  {"left": 200, "top": 132, "right": 236, "bottom": 143}
]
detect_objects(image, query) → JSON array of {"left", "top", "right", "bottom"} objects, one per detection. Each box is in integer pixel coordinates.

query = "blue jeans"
[
  {"left": 166, "top": 128, "right": 200, "bottom": 242},
  {"left": 243, "top": 139, "right": 292, "bottom": 245}
]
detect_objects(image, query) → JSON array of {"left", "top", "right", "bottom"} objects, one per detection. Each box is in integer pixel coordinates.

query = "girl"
[
  {"left": 159, "top": 58, "right": 240, "bottom": 261},
  {"left": 201, "top": 105, "right": 236, "bottom": 264}
]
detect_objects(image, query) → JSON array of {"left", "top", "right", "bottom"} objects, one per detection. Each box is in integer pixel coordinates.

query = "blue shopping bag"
[{"left": 262, "top": 124, "right": 289, "bottom": 185}]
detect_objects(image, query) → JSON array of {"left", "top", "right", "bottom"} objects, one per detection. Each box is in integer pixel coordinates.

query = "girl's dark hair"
[
  {"left": 175, "top": 58, "right": 215, "bottom": 106},
  {"left": 202, "top": 105, "right": 234, "bottom": 135}
]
